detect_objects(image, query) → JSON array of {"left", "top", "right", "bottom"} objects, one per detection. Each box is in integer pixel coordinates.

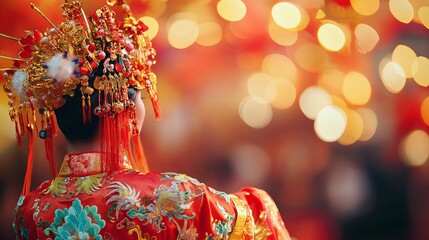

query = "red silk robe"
[{"left": 13, "top": 152, "right": 291, "bottom": 239}]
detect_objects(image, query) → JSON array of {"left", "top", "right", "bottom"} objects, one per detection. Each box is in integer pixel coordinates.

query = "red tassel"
[
  {"left": 131, "top": 134, "right": 150, "bottom": 173},
  {"left": 21, "top": 126, "right": 34, "bottom": 195},
  {"left": 100, "top": 117, "right": 119, "bottom": 172},
  {"left": 30, "top": 103, "right": 39, "bottom": 134},
  {"left": 87, "top": 95, "right": 92, "bottom": 124},
  {"left": 50, "top": 113, "right": 57, "bottom": 136},
  {"left": 149, "top": 92, "right": 161, "bottom": 120},
  {"left": 45, "top": 123, "right": 57, "bottom": 178},
  {"left": 18, "top": 111, "right": 26, "bottom": 136},
  {"left": 15, "top": 121, "right": 22, "bottom": 148},
  {"left": 82, "top": 96, "right": 87, "bottom": 123}
]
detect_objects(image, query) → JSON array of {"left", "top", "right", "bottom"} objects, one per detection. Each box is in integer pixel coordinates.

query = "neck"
[{"left": 66, "top": 137, "right": 99, "bottom": 153}]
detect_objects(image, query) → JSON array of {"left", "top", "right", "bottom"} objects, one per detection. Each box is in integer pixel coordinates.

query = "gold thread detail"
[{"left": 228, "top": 195, "right": 249, "bottom": 239}]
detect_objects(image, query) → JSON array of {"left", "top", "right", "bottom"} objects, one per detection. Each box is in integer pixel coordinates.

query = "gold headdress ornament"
[{"left": 0, "top": 0, "right": 159, "bottom": 195}]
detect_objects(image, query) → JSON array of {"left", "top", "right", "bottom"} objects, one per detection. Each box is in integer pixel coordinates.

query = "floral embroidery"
[
  {"left": 204, "top": 233, "right": 228, "bottom": 240},
  {"left": 163, "top": 172, "right": 204, "bottom": 186},
  {"left": 74, "top": 174, "right": 105, "bottom": 195},
  {"left": 126, "top": 182, "right": 199, "bottom": 232},
  {"left": 19, "top": 226, "right": 30, "bottom": 240},
  {"left": 36, "top": 218, "right": 50, "bottom": 229},
  {"left": 43, "top": 177, "right": 67, "bottom": 198},
  {"left": 213, "top": 220, "right": 230, "bottom": 237},
  {"left": 32, "top": 197, "right": 41, "bottom": 220},
  {"left": 68, "top": 153, "right": 99, "bottom": 175},
  {"left": 43, "top": 174, "right": 105, "bottom": 198},
  {"left": 41, "top": 200, "right": 52, "bottom": 212},
  {"left": 177, "top": 221, "right": 199, "bottom": 240},
  {"left": 116, "top": 217, "right": 136, "bottom": 230},
  {"left": 13, "top": 196, "right": 29, "bottom": 240},
  {"left": 208, "top": 202, "right": 234, "bottom": 239},
  {"left": 105, "top": 179, "right": 204, "bottom": 236},
  {"left": 106, "top": 181, "right": 142, "bottom": 219},
  {"left": 209, "top": 187, "right": 231, "bottom": 203},
  {"left": 44, "top": 198, "right": 106, "bottom": 240},
  {"left": 12, "top": 151, "right": 286, "bottom": 239}
]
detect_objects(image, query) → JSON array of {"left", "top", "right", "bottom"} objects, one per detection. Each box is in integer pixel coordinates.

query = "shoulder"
[{"left": 106, "top": 171, "right": 207, "bottom": 189}]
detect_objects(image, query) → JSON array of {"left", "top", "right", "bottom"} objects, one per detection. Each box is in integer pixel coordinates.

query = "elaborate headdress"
[{"left": 1, "top": 0, "right": 159, "bottom": 195}]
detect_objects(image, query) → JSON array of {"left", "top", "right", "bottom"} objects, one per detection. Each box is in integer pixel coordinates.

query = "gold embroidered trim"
[{"left": 228, "top": 195, "right": 249, "bottom": 240}]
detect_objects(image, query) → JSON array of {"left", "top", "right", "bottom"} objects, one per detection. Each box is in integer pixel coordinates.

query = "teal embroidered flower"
[
  {"left": 20, "top": 227, "right": 30, "bottom": 240},
  {"left": 213, "top": 220, "right": 230, "bottom": 237},
  {"left": 212, "top": 202, "right": 233, "bottom": 238},
  {"left": 44, "top": 198, "right": 106, "bottom": 240}
]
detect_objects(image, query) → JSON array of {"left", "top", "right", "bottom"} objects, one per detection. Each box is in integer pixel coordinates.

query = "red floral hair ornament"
[{"left": 0, "top": 0, "right": 159, "bottom": 195}]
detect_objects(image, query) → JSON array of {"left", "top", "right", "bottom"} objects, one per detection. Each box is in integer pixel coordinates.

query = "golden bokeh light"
[
  {"left": 299, "top": 86, "right": 332, "bottom": 120},
  {"left": 411, "top": 56, "right": 429, "bottom": 87},
  {"left": 168, "top": 18, "right": 199, "bottom": 49},
  {"left": 354, "top": 24, "right": 380, "bottom": 54},
  {"left": 247, "top": 72, "right": 277, "bottom": 103},
  {"left": 299, "top": 0, "right": 325, "bottom": 9},
  {"left": 239, "top": 96, "right": 273, "bottom": 129},
  {"left": 331, "top": 95, "right": 349, "bottom": 113},
  {"left": 139, "top": 17, "right": 159, "bottom": 40},
  {"left": 392, "top": 44, "right": 417, "bottom": 78},
  {"left": 268, "top": 21, "right": 299, "bottom": 46},
  {"left": 196, "top": 22, "right": 223, "bottom": 46},
  {"left": 380, "top": 61, "right": 406, "bottom": 93},
  {"left": 262, "top": 53, "right": 297, "bottom": 84},
  {"left": 272, "top": 2, "right": 305, "bottom": 30},
  {"left": 141, "top": 0, "right": 167, "bottom": 18},
  {"left": 351, "top": 0, "right": 380, "bottom": 16},
  {"left": 317, "top": 22, "right": 347, "bottom": 52},
  {"left": 400, "top": 129, "right": 429, "bottom": 167},
  {"left": 270, "top": 78, "right": 297, "bottom": 110},
  {"left": 316, "top": 9, "right": 326, "bottom": 19},
  {"left": 342, "top": 71, "right": 372, "bottom": 106},
  {"left": 410, "top": 0, "right": 428, "bottom": 22},
  {"left": 338, "top": 109, "right": 364, "bottom": 145},
  {"left": 419, "top": 7, "right": 429, "bottom": 29},
  {"left": 217, "top": 0, "right": 247, "bottom": 22},
  {"left": 421, "top": 96, "right": 429, "bottom": 126},
  {"left": 295, "top": 42, "right": 329, "bottom": 72},
  {"left": 357, "top": 108, "right": 378, "bottom": 142},
  {"left": 389, "top": 0, "right": 414, "bottom": 24},
  {"left": 314, "top": 106, "right": 347, "bottom": 142},
  {"left": 319, "top": 69, "right": 345, "bottom": 96}
]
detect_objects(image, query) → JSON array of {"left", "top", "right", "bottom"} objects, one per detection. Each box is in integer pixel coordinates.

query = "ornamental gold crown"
[{"left": 1, "top": 0, "right": 159, "bottom": 140}]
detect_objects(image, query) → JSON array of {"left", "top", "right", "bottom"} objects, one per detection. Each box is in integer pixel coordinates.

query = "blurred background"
[{"left": 1, "top": 0, "right": 429, "bottom": 239}]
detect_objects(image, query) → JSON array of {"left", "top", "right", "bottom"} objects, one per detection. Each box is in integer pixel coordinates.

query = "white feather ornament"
[
  {"left": 45, "top": 53, "right": 76, "bottom": 82},
  {"left": 11, "top": 70, "right": 28, "bottom": 102}
]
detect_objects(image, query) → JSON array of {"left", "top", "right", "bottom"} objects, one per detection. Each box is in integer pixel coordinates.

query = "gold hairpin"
[
  {"left": 0, "top": 55, "right": 24, "bottom": 61},
  {"left": 30, "top": 3, "right": 63, "bottom": 34},
  {"left": 0, "top": 33, "right": 19, "bottom": 41}
]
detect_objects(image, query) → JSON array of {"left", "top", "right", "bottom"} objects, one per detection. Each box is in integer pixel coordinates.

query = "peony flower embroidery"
[{"left": 44, "top": 198, "right": 106, "bottom": 240}]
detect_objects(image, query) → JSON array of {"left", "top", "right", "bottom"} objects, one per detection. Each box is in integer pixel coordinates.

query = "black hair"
[
  {"left": 55, "top": 84, "right": 137, "bottom": 143},
  {"left": 54, "top": 83, "right": 100, "bottom": 143},
  {"left": 54, "top": 58, "right": 137, "bottom": 143}
]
